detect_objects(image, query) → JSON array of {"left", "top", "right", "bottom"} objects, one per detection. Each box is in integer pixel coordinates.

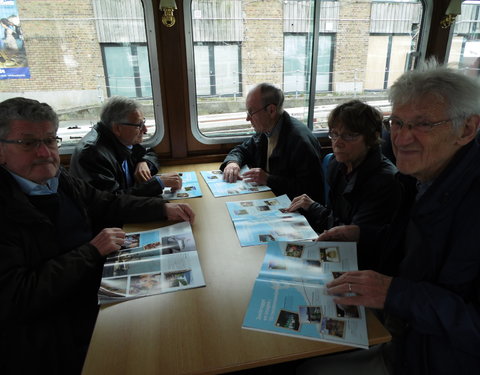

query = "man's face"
[
  {"left": 391, "top": 94, "right": 466, "bottom": 182},
  {"left": 112, "top": 109, "right": 147, "bottom": 146},
  {"left": 0, "top": 119, "right": 60, "bottom": 184},
  {"left": 245, "top": 88, "right": 275, "bottom": 133}
]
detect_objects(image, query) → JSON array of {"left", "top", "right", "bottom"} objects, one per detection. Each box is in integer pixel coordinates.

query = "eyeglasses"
[
  {"left": 0, "top": 136, "right": 62, "bottom": 151},
  {"left": 383, "top": 116, "right": 453, "bottom": 133},
  {"left": 118, "top": 119, "right": 146, "bottom": 128},
  {"left": 246, "top": 104, "right": 271, "bottom": 117},
  {"left": 327, "top": 131, "right": 361, "bottom": 142}
]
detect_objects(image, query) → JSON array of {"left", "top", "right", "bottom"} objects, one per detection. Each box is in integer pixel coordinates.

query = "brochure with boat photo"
[
  {"left": 242, "top": 240, "right": 369, "bottom": 349},
  {"left": 225, "top": 194, "right": 318, "bottom": 247},
  {"left": 98, "top": 222, "right": 205, "bottom": 304}
]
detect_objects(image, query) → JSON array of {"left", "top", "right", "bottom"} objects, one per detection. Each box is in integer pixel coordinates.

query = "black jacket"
[
  {"left": 70, "top": 122, "right": 163, "bottom": 196},
  {"left": 220, "top": 111, "right": 325, "bottom": 204},
  {"left": 304, "top": 146, "right": 401, "bottom": 270},
  {"left": 0, "top": 166, "right": 168, "bottom": 374}
]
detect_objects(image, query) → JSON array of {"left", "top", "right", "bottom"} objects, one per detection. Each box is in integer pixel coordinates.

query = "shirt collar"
[
  {"left": 3, "top": 167, "right": 60, "bottom": 196},
  {"left": 265, "top": 114, "right": 283, "bottom": 138}
]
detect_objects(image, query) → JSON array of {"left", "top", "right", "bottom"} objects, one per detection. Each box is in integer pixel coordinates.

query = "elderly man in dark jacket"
[
  {"left": 0, "top": 98, "right": 194, "bottom": 374},
  {"left": 298, "top": 63, "right": 480, "bottom": 375},
  {"left": 220, "top": 83, "right": 324, "bottom": 204},
  {"left": 70, "top": 96, "right": 182, "bottom": 196}
]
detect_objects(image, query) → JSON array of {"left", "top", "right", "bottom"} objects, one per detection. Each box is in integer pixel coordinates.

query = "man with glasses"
[
  {"left": 298, "top": 62, "right": 480, "bottom": 375},
  {"left": 70, "top": 96, "right": 182, "bottom": 196},
  {"left": 0, "top": 97, "right": 195, "bottom": 374},
  {"left": 220, "top": 83, "right": 324, "bottom": 203}
]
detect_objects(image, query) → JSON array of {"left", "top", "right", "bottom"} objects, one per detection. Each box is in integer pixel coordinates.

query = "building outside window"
[
  {"left": 0, "top": 0, "right": 161, "bottom": 152},
  {"left": 186, "top": 0, "right": 426, "bottom": 143}
]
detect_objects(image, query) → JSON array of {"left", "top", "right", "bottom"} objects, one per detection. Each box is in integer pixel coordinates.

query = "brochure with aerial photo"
[
  {"left": 98, "top": 222, "right": 205, "bottom": 304},
  {"left": 161, "top": 171, "right": 203, "bottom": 200},
  {"left": 200, "top": 166, "right": 271, "bottom": 197},
  {"left": 242, "top": 240, "right": 368, "bottom": 349},
  {"left": 225, "top": 194, "right": 318, "bottom": 247}
]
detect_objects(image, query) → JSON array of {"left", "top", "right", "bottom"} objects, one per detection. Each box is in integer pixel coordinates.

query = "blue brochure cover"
[{"left": 242, "top": 240, "right": 369, "bottom": 349}]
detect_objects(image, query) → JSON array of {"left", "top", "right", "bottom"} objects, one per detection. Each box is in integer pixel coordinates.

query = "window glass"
[
  {"left": 187, "top": 0, "right": 425, "bottom": 142},
  {"left": 447, "top": 1, "right": 480, "bottom": 77},
  {"left": 0, "top": 0, "right": 160, "bottom": 152}
]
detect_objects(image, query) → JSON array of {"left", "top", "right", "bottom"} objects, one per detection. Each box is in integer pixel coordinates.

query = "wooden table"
[{"left": 82, "top": 162, "right": 390, "bottom": 375}]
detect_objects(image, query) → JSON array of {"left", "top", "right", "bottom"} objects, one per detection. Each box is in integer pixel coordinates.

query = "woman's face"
[{"left": 330, "top": 123, "right": 369, "bottom": 171}]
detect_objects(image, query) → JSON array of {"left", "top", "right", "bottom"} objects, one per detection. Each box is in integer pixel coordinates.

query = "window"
[
  {"left": 0, "top": 0, "right": 162, "bottom": 153},
  {"left": 194, "top": 43, "right": 241, "bottom": 96},
  {"left": 102, "top": 44, "right": 153, "bottom": 98},
  {"left": 186, "top": 0, "right": 426, "bottom": 143},
  {"left": 447, "top": 1, "right": 480, "bottom": 77}
]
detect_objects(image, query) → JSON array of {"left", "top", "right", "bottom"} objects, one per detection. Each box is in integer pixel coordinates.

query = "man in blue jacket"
[
  {"left": 220, "top": 83, "right": 324, "bottom": 204},
  {"left": 298, "top": 62, "right": 480, "bottom": 374}
]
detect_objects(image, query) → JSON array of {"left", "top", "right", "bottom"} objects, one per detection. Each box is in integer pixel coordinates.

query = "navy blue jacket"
[{"left": 382, "top": 138, "right": 480, "bottom": 375}]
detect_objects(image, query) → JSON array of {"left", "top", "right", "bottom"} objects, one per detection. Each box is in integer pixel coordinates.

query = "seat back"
[{"left": 322, "top": 153, "right": 334, "bottom": 206}]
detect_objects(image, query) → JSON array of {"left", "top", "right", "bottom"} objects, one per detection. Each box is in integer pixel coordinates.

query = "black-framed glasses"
[
  {"left": 246, "top": 104, "right": 271, "bottom": 117},
  {"left": 327, "top": 131, "right": 361, "bottom": 142},
  {"left": 118, "top": 119, "right": 146, "bottom": 128},
  {"left": 383, "top": 116, "right": 453, "bottom": 133},
  {"left": 0, "top": 136, "right": 62, "bottom": 151}
]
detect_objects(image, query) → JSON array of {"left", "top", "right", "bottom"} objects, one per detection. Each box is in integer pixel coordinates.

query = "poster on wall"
[{"left": 0, "top": 0, "right": 30, "bottom": 79}]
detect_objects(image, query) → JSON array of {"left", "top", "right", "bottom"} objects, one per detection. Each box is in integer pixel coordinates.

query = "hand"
[
  {"left": 223, "top": 163, "right": 242, "bottom": 183},
  {"left": 286, "top": 194, "right": 314, "bottom": 212},
  {"left": 326, "top": 270, "right": 392, "bottom": 309},
  {"left": 317, "top": 225, "right": 360, "bottom": 242},
  {"left": 160, "top": 172, "right": 183, "bottom": 192},
  {"left": 165, "top": 203, "right": 195, "bottom": 224},
  {"left": 134, "top": 161, "right": 152, "bottom": 183},
  {"left": 242, "top": 168, "right": 268, "bottom": 185},
  {"left": 90, "top": 228, "right": 126, "bottom": 257}
]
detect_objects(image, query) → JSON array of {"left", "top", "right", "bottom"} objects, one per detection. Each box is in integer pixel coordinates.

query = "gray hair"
[
  {"left": 0, "top": 97, "right": 59, "bottom": 139},
  {"left": 255, "top": 83, "right": 285, "bottom": 114},
  {"left": 100, "top": 96, "right": 143, "bottom": 129},
  {"left": 389, "top": 59, "right": 480, "bottom": 130}
]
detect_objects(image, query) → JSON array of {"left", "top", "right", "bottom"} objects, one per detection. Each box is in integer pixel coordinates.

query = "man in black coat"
[
  {"left": 0, "top": 98, "right": 194, "bottom": 374},
  {"left": 220, "top": 83, "right": 325, "bottom": 204},
  {"left": 70, "top": 96, "right": 182, "bottom": 196}
]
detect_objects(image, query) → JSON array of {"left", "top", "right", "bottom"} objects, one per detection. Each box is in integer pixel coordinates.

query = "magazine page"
[
  {"left": 161, "top": 171, "right": 203, "bottom": 200},
  {"left": 242, "top": 241, "right": 369, "bottom": 349},
  {"left": 200, "top": 166, "right": 271, "bottom": 197},
  {"left": 225, "top": 195, "right": 318, "bottom": 247},
  {"left": 98, "top": 222, "right": 206, "bottom": 304}
]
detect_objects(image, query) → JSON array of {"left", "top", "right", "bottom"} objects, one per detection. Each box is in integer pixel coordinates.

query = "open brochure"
[
  {"left": 226, "top": 194, "right": 318, "bottom": 247},
  {"left": 200, "top": 166, "right": 271, "bottom": 197},
  {"left": 242, "top": 240, "right": 368, "bottom": 349},
  {"left": 98, "top": 222, "right": 206, "bottom": 305},
  {"left": 161, "top": 171, "right": 203, "bottom": 200}
]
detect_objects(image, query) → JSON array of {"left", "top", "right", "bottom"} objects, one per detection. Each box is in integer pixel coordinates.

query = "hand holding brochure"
[
  {"left": 98, "top": 222, "right": 206, "bottom": 304},
  {"left": 161, "top": 171, "right": 202, "bottom": 200},
  {"left": 242, "top": 240, "right": 369, "bottom": 349},
  {"left": 226, "top": 194, "right": 318, "bottom": 247},
  {"left": 200, "top": 166, "right": 271, "bottom": 197}
]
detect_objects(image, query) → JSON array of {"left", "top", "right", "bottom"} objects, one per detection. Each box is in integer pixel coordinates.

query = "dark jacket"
[
  {"left": 70, "top": 122, "right": 163, "bottom": 196},
  {"left": 382, "top": 138, "right": 480, "bottom": 375},
  {"left": 0, "top": 166, "right": 168, "bottom": 374},
  {"left": 304, "top": 146, "right": 401, "bottom": 270},
  {"left": 220, "top": 111, "right": 324, "bottom": 204}
]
